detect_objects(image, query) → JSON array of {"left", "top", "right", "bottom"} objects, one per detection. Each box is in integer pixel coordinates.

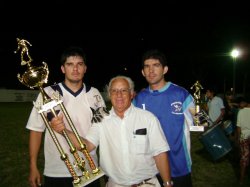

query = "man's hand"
[
  {"left": 91, "top": 107, "right": 109, "bottom": 123},
  {"left": 29, "top": 166, "right": 41, "bottom": 187},
  {"left": 50, "top": 114, "right": 65, "bottom": 134}
]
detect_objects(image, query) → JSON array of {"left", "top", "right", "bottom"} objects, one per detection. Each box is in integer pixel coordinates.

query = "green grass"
[
  {"left": 0, "top": 102, "right": 44, "bottom": 187},
  {"left": 0, "top": 102, "right": 250, "bottom": 187},
  {"left": 191, "top": 132, "right": 250, "bottom": 187}
]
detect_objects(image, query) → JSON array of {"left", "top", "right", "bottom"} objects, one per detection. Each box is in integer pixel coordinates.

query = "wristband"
[{"left": 163, "top": 181, "right": 173, "bottom": 186}]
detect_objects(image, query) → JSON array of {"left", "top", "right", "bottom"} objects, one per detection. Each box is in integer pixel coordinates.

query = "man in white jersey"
[{"left": 26, "top": 46, "right": 106, "bottom": 187}]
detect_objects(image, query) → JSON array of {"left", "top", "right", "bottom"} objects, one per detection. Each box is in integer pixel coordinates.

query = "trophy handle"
[
  {"left": 59, "top": 102, "right": 100, "bottom": 174},
  {"left": 39, "top": 111, "right": 81, "bottom": 184}
]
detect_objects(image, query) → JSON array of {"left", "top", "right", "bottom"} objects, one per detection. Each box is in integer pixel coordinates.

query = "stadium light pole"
[{"left": 231, "top": 49, "right": 240, "bottom": 96}]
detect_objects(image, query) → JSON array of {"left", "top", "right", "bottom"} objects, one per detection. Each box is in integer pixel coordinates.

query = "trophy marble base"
[
  {"left": 74, "top": 168, "right": 105, "bottom": 187},
  {"left": 190, "top": 126, "right": 204, "bottom": 132}
]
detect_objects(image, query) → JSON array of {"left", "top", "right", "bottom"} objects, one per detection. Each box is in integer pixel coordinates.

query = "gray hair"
[{"left": 106, "top": 75, "right": 135, "bottom": 98}]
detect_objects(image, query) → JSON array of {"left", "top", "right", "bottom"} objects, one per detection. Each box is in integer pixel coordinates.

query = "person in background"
[
  {"left": 223, "top": 91, "right": 239, "bottom": 134},
  {"left": 236, "top": 97, "right": 250, "bottom": 185},
  {"left": 26, "top": 46, "right": 106, "bottom": 187},
  {"left": 51, "top": 75, "right": 173, "bottom": 187},
  {"left": 205, "top": 86, "right": 225, "bottom": 125},
  {"left": 133, "top": 49, "right": 194, "bottom": 187}
]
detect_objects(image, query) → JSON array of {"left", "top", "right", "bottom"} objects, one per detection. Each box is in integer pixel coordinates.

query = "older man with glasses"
[{"left": 51, "top": 75, "right": 173, "bottom": 187}]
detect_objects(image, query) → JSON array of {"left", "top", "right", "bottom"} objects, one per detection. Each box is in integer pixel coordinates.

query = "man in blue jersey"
[{"left": 134, "top": 49, "right": 195, "bottom": 187}]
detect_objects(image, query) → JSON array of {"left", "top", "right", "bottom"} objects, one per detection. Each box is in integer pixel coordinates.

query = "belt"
[{"left": 131, "top": 178, "right": 154, "bottom": 187}]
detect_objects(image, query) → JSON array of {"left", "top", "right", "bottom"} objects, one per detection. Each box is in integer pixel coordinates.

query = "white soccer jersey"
[{"left": 26, "top": 82, "right": 105, "bottom": 177}]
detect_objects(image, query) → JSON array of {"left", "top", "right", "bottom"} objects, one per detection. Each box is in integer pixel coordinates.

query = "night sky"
[{"left": 1, "top": 4, "right": 250, "bottom": 95}]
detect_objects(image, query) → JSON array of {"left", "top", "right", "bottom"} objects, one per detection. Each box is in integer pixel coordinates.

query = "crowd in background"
[{"left": 196, "top": 86, "right": 250, "bottom": 185}]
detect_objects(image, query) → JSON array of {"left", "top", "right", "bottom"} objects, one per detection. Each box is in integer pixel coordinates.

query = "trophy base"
[
  {"left": 190, "top": 126, "right": 204, "bottom": 132},
  {"left": 74, "top": 168, "right": 105, "bottom": 187}
]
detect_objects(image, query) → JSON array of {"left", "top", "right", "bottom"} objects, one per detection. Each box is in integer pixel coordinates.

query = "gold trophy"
[
  {"left": 15, "top": 38, "right": 104, "bottom": 186},
  {"left": 190, "top": 80, "right": 205, "bottom": 132}
]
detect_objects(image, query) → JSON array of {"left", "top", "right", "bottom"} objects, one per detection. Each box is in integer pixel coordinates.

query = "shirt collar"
[
  {"left": 110, "top": 104, "right": 134, "bottom": 118},
  {"left": 148, "top": 82, "right": 171, "bottom": 93}
]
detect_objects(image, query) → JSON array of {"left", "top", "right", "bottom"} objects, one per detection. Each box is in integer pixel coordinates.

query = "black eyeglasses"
[{"left": 110, "top": 88, "right": 131, "bottom": 95}]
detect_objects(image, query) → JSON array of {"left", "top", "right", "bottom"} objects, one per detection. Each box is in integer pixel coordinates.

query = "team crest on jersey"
[
  {"left": 171, "top": 101, "right": 183, "bottom": 114},
  {"left": 94, "top": 95, "right": 102, "bottom": 107}
]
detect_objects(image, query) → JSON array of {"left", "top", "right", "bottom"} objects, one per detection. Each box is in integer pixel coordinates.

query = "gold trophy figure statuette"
[
  {"left": 190, "top": 80, "right": 203, "bottom": 103},
  {"left": 15, "top": 38, "right": 103, "bottom": 186},
  {"left": 14, "top": 38, "right": 33, "bottom": 66},
  {"left": 190, "top": 81, "right": 205, "bottom": 131},
  {"left": 191, "top": 80, "right": 204, "bottom": 115}
]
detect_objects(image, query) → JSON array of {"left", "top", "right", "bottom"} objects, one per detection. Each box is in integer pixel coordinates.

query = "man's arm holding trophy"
[
  {"left": 51, "top": 114, "right": 97, "bottom": 152},
  {"left": 50, "top": 107, "right": 109, "bottom": 151}
]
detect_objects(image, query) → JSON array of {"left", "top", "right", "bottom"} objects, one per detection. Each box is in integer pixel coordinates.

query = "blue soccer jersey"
[{"left": 134, "top": 82, "right": 194, "bottom": 177}]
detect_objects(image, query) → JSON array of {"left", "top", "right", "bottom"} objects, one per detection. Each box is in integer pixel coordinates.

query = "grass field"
[
  {"left": 0, "top": 102, "right": 250, "bottom": 187},
  {"left": 0, "top": 102, "right": 44, "bottom": 187}
]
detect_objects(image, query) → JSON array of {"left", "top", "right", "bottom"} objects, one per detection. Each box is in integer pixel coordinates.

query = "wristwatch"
[{"left": 163, "top": 181, "right": 173, "bottom": 186}]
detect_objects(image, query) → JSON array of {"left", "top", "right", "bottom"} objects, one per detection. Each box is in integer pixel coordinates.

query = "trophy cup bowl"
[{"left": 17, "top": 62, "right": 49, "bottom": 89}]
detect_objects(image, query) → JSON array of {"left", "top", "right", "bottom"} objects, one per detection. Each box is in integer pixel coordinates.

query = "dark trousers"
[
  {"left": 157, "top": 173, "right": 193, "bottom": 187},
  {"left": 43, "top": 176, "right": 101, "bottom": 187}
]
